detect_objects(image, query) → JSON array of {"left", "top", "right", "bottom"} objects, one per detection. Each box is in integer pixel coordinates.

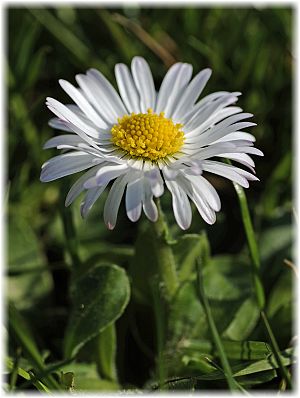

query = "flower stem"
[
  {"left": 232, "top": 179, "right": 292, "bottom": 389},
  {"left": 260, "top": 310, "right": 292, "bottom": 389},
  {"left": 151, "top": 199, "right": 179, "bottom": 301},
  {"left": 195, "top": 239, "right": 237, "bottom": 392},
  {"left": 232, "top": 182, "right": 265, "bottom": 309},
  {"left": 60, "top": 185, "right": 81, "bottom": 268}
]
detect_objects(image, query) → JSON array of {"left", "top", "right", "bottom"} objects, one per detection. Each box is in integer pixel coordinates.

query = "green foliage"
[
  {"left": 64, "top": 263, "right": 130, "bottom": 358},
  {"left": 8, "top": 213, "right": 52, "bottom": 309},
  {"left": 7, "top": 5, "right": 293, "bottom": 393}
]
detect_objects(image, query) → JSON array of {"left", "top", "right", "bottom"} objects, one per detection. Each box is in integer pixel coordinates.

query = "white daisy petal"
[
  {"left": 214, "top": 132, "right": 256, "bottom": 143},
  {"left": 142, "top": 179, "right": 158, "bottom": 222},
  {"left": 172, "top": 68, "right": 212, "bottom": 121},
  {"left": 46, "top": 98, "right": 101, "bottom": 147},
  {"left": 181, "top": 93, "right": 241, "bottom": 125},
  {"left": 155, "top": 62, "right": 193, "bottom": 117},
  {"left": 232, "top": 146, "right": 264, "bottom": 156},
  {"left": 49, "top": 117, "right": 73, "bottom": 132},
  {"left": 202, "top": 160, "right": 259, "bottom": 188},
  {"left": 218, "top": 153, "right": 255, "bottom": 172},
  {"left": 184, "top": 142, "right": 237, "bottom": 158},
  {"left": 115, "top": 63, "right": 141, "bottom": 113},
  {"left": 76, "top": 73, "right": 118, "bottom": 124},
  {"left": 104, "top": 174, "right": 129, "bottom": 230},
  {"left": 177, "top": 175, "right": 217, "bottom": 224},
  {"left": 184, "top": 106, "right": 243, "bottom": 136},
  {"left": 65, "top": 165, "right": 102, "bottom": 206},
  {"left": 143, "top": 198, "right": 158, "bottom": 222},
  {"left": 59, "top": 79, "right": 108, "bottom": 129},
  {"left": 87, "top": 68, "right": 128, "bottom": 117},
  {"left": 184, "top": 174, "right": 221, "bottom": 212},
  {"left": 191, "top": 193, "right": 216, "bottom": 224},
  {"left": 84, "top": 163, "right": 129, "bottom": 189},
  {"left": 146, "top": 169, "right": 164, "bottom": 197},
  {"left": 80, "top": 184, "right": 108, "bottom": 218},
  {"left": 194, "top": 121, "right": 257, "bottom": 147},
  {"left": 43, "top": 134, "right": 83, "bottom": 149},
  {"left": 183, "top": 95, "right": 239, "bottom": 133},
  {"left": 40, "top": 152, "right": 102, "bottom": 182},
  {"left": 131, "top": 56, "right": 156, "bottom": 112},
  {"left": 165, "top": 180, "right": 192, "bottom": 230},
  {"left": 125, "top": 176, "right": 144, "bottom": 222}
]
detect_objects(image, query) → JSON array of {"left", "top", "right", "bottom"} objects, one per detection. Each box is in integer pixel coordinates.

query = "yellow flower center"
[{"left": 111, "top": 109, "right": 184, "bottom": 161}]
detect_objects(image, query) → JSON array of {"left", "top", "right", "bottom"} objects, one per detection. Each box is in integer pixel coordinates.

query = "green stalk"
[
  {"left": 232, "top": 182, "right": 265, "bottom": 309},
  {"left": 95, "top": 323, "right": 118, "bottom": 383},
  {"left": 195, "top": 238, "right": 237, "bottom": 391},
  {"left": 231, "top": 178, "right": 292, "bottom": 389},
  {"left": 260, "top": 311, "right": 292, "bottom": 389},
  {"left": 150, "top": 199, "right": 179, "bottom": 301},
  {"left": 6, "top": 358, "right": 51, "bottom": 393},
  {"left": 8, "top": 304, "right": 60, "bottom": 390},
  {"left": 151, "top": 278, "right": 167, "bottom": 389},
  {"left": 59, "top": 186, "right": 81, "bottom": 268}
]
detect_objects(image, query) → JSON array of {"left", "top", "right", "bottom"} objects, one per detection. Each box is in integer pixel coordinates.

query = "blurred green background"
[{"left": 7, "top": 6, "right": 294, "bottom": 392}]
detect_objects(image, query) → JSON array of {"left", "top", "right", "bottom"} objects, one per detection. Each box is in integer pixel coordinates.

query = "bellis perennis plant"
[{"left": 40, "top": 57, "right": 263, "bottom": 230}]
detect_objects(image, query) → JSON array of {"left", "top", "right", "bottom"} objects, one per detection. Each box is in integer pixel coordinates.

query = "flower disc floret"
[{"left": 111, "top": 108, "right": 184, "bottom": 161}]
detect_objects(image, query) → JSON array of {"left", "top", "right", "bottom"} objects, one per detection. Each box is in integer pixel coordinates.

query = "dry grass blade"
[
  {"left": 112, "top": 13, "right": 177, "bottom": 67},
  {"left": 284, "top": 259, "right": 298, "bottom": 278}
]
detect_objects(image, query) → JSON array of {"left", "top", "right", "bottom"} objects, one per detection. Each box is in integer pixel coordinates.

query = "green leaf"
[
  {"left": 64, "top": 263, "right": 130, "bottom": 358},
  {"left": 8, "top": 304, "right": 60, "bottom": 390},
  {"left": 95, "top": 323, "right": 118, "bottom": 382},
  {"left": 267, "top": 271, "right": 292, "bottom": 318},
  {"left": 60, "top": 362, "right": 119, "bottom": 391},
  {"left": 8, "top": 214, "right": 52, "bottom": 309},
  {"left": 203, "top": 255, "right": 252, "bottom": 301},
  {"left": 222, "top": 297, "right": 260, "bottom": 340},
  {"left": 168, "top": 282, "right": 208, "bottom": 344},
  {"left": 181, "top": 339, "right": 272, "bottom": 361},
  {"left": 162, "top": 348, "right": 295, "bottom": 384},
  {"left": 267, "top": 270, "right": 293, "bottom": 345},
  {"left": 129, "top": 223, "right": 159, "bottom": 304},
  {"left": 173, "top": 234, "right": 205, "bottom": 282},
  {"left": 259, "top": 224, "right": 292, "bottom": 264},
  {"left": 8, "top": 303, "right": 45, "bottom": 370},
  {"left": 233, "top": 348, "right": 295, "bottom": 377},
  {"left": 60, "top": 371, "right": 75, "bottom": 391},
  {"left": 5, "top": 358, "right": 51, "bottom": 393},
  {"left": 236, "top": 369, "right": 277, "bottom": 386}
]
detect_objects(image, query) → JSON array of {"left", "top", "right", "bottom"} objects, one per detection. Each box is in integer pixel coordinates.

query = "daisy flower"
[{"left": 40, "top": 57, "right": 263, "bottom": 230}]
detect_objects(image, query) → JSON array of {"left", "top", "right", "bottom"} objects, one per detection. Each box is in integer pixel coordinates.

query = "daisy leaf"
[{"left": 64, "top": 263, "right": 130, "bottom": 358}]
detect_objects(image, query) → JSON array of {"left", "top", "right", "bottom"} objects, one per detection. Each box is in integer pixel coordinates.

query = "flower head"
[{"left": 41, "top": 57, "right": 263, "bottom": 230}]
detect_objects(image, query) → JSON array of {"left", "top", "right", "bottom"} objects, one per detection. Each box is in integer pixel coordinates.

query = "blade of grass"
[
  {"left": 6, "top": 358, "right": 51, "bottom": 393},
  {"left": 112, "top": 13, "right": 176, "bottom": 67},
  {"left": 195, "top": 233, "right": 237, "bottom": 392},
  {"left": 28, "top": 9, "right": 91, "bottom": 64},
  {"left": 10, "top": 71, "right": 42, "bottom": 168},
  {"left": 231, "top": 170, "right": 293, "bottom": 389},
  {"left": 28, "top": 8, "right": 109, "bottom": 74},
  {"left": 17, "top": 356, "right": 76, "bottom": 390},
  {"left": 9, "top": 348, "right": 21, "bottom": 391},
  {"left": 97, "top": 10, "right": 135, "bottom": 61},
  {"left": 204, "top": 357, "right": 251, "bottom": 394},
  {"left": 8, "top": 303, "right": 60, "bottom": 390}
]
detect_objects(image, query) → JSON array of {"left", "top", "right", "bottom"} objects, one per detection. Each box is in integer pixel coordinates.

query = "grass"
[{"left": 6, "top": 6, "right": 294, "bottom": 393}]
